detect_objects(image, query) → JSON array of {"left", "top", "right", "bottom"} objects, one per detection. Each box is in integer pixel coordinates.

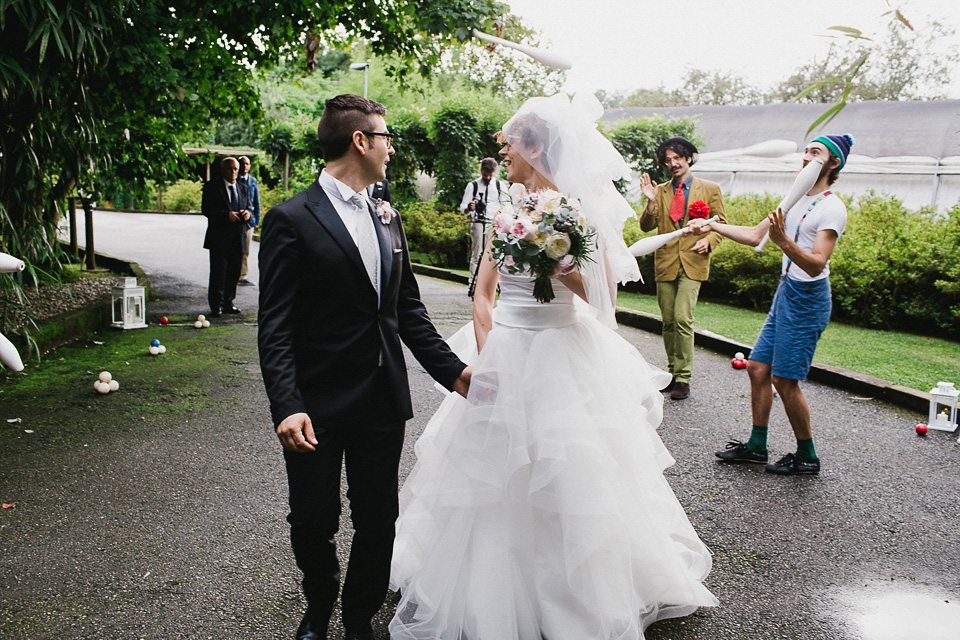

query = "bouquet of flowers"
[{"left": 490, "top": 188, "right": 596, "bottom": 304}]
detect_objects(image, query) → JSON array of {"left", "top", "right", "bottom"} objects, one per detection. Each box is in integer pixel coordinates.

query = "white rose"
[
  {"left": 537, "top": 190, "right": 564, "bottom": 214},
  {"left": 544, "top": 232, "right": 572, "bottom": 259}
]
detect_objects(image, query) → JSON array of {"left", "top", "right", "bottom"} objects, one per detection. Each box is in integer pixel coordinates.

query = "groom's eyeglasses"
[{"left": 361, "top": 130, "right": 395, "bottom": 149}]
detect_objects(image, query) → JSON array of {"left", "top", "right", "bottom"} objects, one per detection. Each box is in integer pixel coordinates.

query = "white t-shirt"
[{"left": 781, "top": 191, "right": 846, "bottom": 282}]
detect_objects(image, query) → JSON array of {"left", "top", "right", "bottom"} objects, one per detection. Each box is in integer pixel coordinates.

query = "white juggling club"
[
  {"left": 1, "top": 250, "right": 26, "bottom": 371},
  {"left": 472, "top": 29, "right": 572, "bottom": 70},
  {"left": 0, "top": 332, "right": 23, "bottom": 372},
  {"left": 755, "top": 157, "right": 823, "bottom": 252},
  {"left": 629, "top": 216, "right": 719, "bottom": 257},
  {"left": 0, "top": 252, "right": 26, "bottom": 273}
]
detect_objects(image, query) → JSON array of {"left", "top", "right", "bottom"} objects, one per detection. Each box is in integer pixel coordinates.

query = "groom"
[{"left": 258, "top": 94, "right": 471, "bottom": 640}]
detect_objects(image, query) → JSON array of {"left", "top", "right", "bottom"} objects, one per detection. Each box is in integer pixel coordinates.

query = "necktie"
[
  {"left": 352, "top": 195, "right": 379, "bottom": 292},
  {"left": 669, "top": 182, "right": 685, "bottom": 223},
  {"left": 229, "top": 184, "right": 238, "bottom": 211}
]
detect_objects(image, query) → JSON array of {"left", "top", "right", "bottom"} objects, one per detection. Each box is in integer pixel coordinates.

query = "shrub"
[
  {"left": 702, "top": 193, "right": 783, "bottom": 308},
  {"left": 260, "top": 187, "right": 292, "bottom": 212},
  {"left": 161, "top": 180, "right": 202, "bottom": 212},
  {"left": 398, "top": 199, "right": 470, "bottom": 268},
  {"left": 830, "top": 193, "right": 960, "bottom": 333}
]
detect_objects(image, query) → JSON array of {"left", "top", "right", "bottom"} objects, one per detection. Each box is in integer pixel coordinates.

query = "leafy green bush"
[
  {"left": 162, "top": 180, "right": 202, "bottom": 212},
  {"left": 398, "top": 199, "right": 470, "bottom": 268},
  {"left": 701, "top": 193, "right": 783, "bottom": 308},
  {"left": 260, "top": 187, "right": 292, "bottom": 212},
  {"left": 830, "top": 193, "right": 959, "bottom": 333}
]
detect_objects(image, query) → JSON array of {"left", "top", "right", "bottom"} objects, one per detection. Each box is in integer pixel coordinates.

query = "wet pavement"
[{"left": 1, "top": 210, "right": 958, "bottom": 639}]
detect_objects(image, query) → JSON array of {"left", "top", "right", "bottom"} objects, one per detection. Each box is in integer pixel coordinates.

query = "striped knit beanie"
[{"left": 810, "top": 134, "right": 855, "bottom": 169}]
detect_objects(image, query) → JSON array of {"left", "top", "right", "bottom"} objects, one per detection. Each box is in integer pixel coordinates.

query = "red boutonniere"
[{"left": 689, "top": 200, "right": 710, "bottom": 219}]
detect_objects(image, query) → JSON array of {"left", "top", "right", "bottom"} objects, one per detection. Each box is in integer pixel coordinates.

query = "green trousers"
[{"left": 657, "top": 266, "right": 702, "bottom": 384}]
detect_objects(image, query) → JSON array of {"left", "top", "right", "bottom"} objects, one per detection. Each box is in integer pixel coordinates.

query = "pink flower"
[
  {"left": 375, "top": 199, "right": 397, "bottom": 224},
  {"left": 555, "top": 254, "right": 575, "bottom": 275},
  {"left": 503, "top": 255, "right": 516, "bottom": 269},
  {"left": 494, "top": 212, "right": 512, "bottom": 234},
  {"left": 511, "top": 217, "right": 537, "bottom": 241}
]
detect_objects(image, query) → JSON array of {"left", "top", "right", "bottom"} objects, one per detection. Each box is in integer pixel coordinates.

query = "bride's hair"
[{"left": 499, "top": 114, "right": 559, "bottom": 175}]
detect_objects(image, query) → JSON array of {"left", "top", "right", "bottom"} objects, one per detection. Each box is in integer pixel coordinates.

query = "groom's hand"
[
  {"left": 276, "top": 412, "right": 318, "bottom": 452},
  {"left": 452, "top": 366, "right": 472, "bottom": 398}
]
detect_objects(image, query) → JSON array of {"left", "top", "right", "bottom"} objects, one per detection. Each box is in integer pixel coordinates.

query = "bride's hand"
[{"left": 452, "top": 366, "right": 472, "bottom": 398}]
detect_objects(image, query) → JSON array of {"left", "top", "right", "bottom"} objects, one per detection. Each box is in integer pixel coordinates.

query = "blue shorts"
[{"left": 749, "top": 276, "right": 831, "bottom": 381}]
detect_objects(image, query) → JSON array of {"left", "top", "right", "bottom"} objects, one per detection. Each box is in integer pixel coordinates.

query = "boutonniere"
[
  {"left": 689, "top": 200, "right": 710, "bottom": 219},
  {"left": 375, "top": 198, "right": 397, "bottom": 225}
]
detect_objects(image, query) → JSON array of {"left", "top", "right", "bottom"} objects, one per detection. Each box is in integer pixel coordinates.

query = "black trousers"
[
  {"left": 207, "top": 248, "right": 241, "bottom": 312},
  {"left": 283, "top": 393, "right": 403, "bottom": 634}
]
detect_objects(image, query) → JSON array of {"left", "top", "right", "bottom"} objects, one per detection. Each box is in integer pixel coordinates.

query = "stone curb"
[
  {"left": 412, "top": 262, "right": 930, "bottom": 414},
  {"left": 13, "top": 248, "right": 152, "bottom": 357}
]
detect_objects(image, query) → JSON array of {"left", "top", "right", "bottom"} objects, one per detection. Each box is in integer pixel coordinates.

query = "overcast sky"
[{"left": 504, "top": 0, "right": 960, "bottom": 98}]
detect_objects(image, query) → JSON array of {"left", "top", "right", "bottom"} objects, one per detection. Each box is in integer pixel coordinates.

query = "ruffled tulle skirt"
[{"left": 389, "top": 312, "right": 717, "bottom": 639}]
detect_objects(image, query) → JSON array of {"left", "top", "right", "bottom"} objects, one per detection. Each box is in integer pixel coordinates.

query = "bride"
[{"left": 389, "top": 93, "right": 717, "bottom": 639}]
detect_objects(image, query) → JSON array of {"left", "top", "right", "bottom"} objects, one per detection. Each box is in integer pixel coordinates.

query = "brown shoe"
[
  {"left": 660, "top": 376, "right": 676, "bottom": 393},
  {"left": 670, "top": 381, "right": 690, "bottom": 400}
]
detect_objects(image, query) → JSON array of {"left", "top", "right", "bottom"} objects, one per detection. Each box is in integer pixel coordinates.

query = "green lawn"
[{"left": 616, "top": 291, "right": 960, "bottom": 392}]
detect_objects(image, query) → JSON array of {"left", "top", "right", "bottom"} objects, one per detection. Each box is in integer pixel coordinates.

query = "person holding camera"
[{"left": 460, "top": 157, "right": 508, "bottom": 293}]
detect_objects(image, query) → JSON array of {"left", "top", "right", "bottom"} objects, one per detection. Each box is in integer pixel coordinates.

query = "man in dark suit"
[
  {"left": 202, "top": 156, "right": 250, "bottom": 317},
  {"left": 258, "top": 94, "right": 471, "bottom": 640}
]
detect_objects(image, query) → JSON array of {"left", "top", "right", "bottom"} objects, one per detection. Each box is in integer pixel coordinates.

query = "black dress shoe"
[
  {"left": 295, "top": 608, "right": 328, "bottom": 640},
  {"left": 344, "top": 632, "right": 373, "bottom": 640},
  {"left": 209, "top": 308, "right": 222, "bottom": 318},
  {"left": 223, "top": 305, "right": 242, "bottom": 314}
]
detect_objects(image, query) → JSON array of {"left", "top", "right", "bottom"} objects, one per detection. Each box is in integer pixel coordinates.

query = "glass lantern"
[
  {"left": 927, "top": 381, "right": 959, "bottom": 433},
  {"left": 111, "top": 277, "right": 147, "bottom": 329}
]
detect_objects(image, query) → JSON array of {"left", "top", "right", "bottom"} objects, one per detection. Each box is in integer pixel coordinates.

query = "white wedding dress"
[{"left": 389, "top": 270, "right": 717, "bottom": 640}]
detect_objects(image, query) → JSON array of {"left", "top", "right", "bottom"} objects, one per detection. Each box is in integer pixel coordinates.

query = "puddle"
[
  {"left": 831, "top": 582, "right": 960, "bottom": 640},
  {"left": 858, "top": 593, "right": 960, "bottom": 640}
]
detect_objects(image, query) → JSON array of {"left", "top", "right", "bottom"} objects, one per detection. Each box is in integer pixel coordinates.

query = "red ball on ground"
[
  {"left": 160, "top": 316, "right": 168, "bottom": 325},
  {"left": 731, "top": 359, "right": 747, "bottom": 369},
  {"left": 915, "top": 424, "right": 928, "bottom": 436}
]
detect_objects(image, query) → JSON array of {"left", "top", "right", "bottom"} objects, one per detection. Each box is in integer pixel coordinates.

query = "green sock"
[
  {"left": 746, "top": 425, "right": 768, "bottom": 453},
  {"left": 796, "top": 437, "right": 818, "bottom": 461}
]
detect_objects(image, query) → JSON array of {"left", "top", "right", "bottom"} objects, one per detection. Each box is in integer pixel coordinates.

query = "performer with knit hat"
[{"left": 686, "top": 133, "right": 854, "bottom": 475}]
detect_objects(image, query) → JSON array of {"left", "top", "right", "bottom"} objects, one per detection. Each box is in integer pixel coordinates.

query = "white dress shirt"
[{"left": 317, "top": 169, "right": 383, "bottom": 293}]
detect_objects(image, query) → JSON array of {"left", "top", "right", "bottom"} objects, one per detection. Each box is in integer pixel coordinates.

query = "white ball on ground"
[
  {"left": 108, "top": 380, "right": 119, "bottom": 392},
  {"left": 194, "top": 320, "right": 203, "bottom": 328},
  {"left": 157, "top": 345, "right": 166, "bottom": 354},
  {"left": 94, "top": 380, "right": 103, "bottom": 391},
  {"left": 149, "top": 346, "right": 160, "bottom": 355},
  {"left": 98, "top": 371, "right": 112, "bottom": 383},
  {"left": 197, "top": 314, "right": 206, "bottom": 322},
  {"left": 201, "top": 320, "right": 210, "bottom": 328},
  {"left": 95, "top": 381, "right": 110, "bottom": 394},
  {"left": 734, "top": 352, "right": 745, "bottom": 360}
]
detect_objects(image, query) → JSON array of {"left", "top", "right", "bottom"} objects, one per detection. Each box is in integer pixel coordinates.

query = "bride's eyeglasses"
[{"left": 361, "top": 130, "right": 395, "bottom": 149}]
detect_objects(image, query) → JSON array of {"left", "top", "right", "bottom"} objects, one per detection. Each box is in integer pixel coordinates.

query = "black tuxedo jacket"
[
  {"left": 257, "top": 181, "right": 466, "bottom": 426},
  {"left": 202, "top": 178, "right": 250, "bottom": 254}
]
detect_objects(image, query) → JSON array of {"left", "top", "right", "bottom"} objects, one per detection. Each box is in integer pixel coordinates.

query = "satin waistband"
[{"left": 493, "top": 302, "right": 578, "bottom": 329}]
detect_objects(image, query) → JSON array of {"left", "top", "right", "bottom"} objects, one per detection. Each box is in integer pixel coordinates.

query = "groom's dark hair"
[{"left": 317, "top": 94, "right": 387, "bottom": 161}]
